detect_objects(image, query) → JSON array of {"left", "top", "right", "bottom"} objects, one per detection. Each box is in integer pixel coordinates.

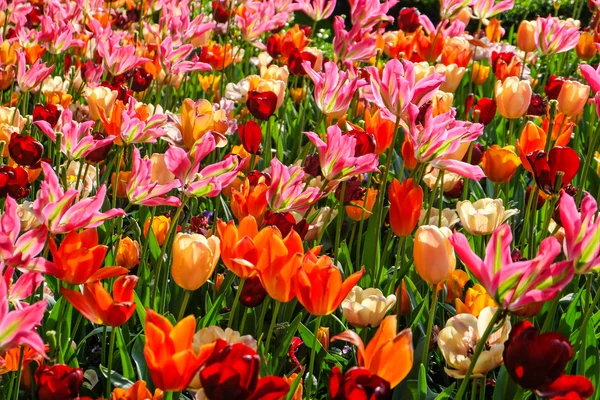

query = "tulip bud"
[
  {"left": 517, "top": 20, "right": 537, "bottom": 52},
  {"left": 215, "top": 273, "right": 225, "bottom": 292},
  {"left": 246, "top": 90, "right": 277, "bottom": 120},
  {"left": 116, "top": 237, "right": 140, "bottom": 269},
  {"left": 346, "top": 187, "right": 378, "bottom": 221},
  {"left": 494, "top": 77, "right": 532, "bottom": 119},
  {"left": 413, "top": 225, "right": 456, "bottom": 284},
  {"left": 401, "top": 138, "right": 418, "bottom": 171},
  {"left": 576, "top": 31, "right": 597, "bottom": 60},
  {"left": 397, "top": 280, "right": 411, "bottom": 316},
  {"left": 144, "top": 215, "right": 171, "bottom": 246},
  {"left": 238, "top": 121, "right": 262, "bottom": 154},
  {"left": 435, "top": 63, "right": 466, "bottom": 93},
  {"left": 171, "top": 233, "right": 220, "bottom": 291},
  {"left": 239, "top": 275, "right": 267, "bottom": 307},
  {"left": 317, "top": 327, "right": 329, "bottom": 350},
  {"left": 471, "top": 64, "right": 490, "bottom": 85},
  {"left": 556, "top": 80, "right": 590, "bottom": 118},
  {"left": 481, "top": 145, "right": 521, "bottom": 183}
]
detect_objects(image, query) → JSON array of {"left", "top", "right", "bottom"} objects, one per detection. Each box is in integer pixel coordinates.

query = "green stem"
[
  {"left": 577, "top": 123, "right": 600, "bottom": 203},
  {"left": 177, "top": 290, "right": 191, "bottom": 321},
  {"left": 389, "top": 236, "right": 407, "bottom": 295},
  {"left": 264, "top": 300, "right": 281, "bottom": 352},
  {"left": 334, "top": 182, "right": 347, "bottom": 257},
  {"left": 306, "top": 316, "right": 323, "bottom": 398},
  {"left": 569, "top": 279, "right": 600, "bottom": 366},
  {"left": 105, "top": 327, "right": 117, "bottom": 399},
  {"left": 227, "top": 279, "right": 246, "bottom": 329},
  {"left": 11, "top": 346, "right": 25, "bottom": 400},
  {"left": 421, "top": 285, "right": 439, "bottom": 370}
]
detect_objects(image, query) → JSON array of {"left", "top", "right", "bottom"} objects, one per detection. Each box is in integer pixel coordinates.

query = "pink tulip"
[
  {"left": 559, "top": 193, "right": 600, "bottom": 274},
  {"left": 16, "top": 51, "right": 54, "bottom": 92},
  {"left": 305, "top": 125, "right": 379, "bottom": 182},
  {"left": 332, "top": 16, "right": 378, "bottom": 63},
  {"left": 449, "top": 224, "right": 574, "bottom": 311},
  {"left": 579, "top": 64, "right": 600, "bottom": 93},
  {"left": 96, "top": 31, "right": 151, "bottom": 76},
  {"left": 33, "top": 163, "right": 126, "bottom": 234},
  {"left": 236, "top": 1, "right": 289, "bottom": 44},
  {"left": 534, "top": 16, "right": 580, "bottom": 55},
  {"left": 303, "top": 61, "right": 366, "bottom": 119},
  {"left": 39, "top": 16, "right": 85, "bottom": 54},
  {"left": 120, "top": 99, "right": 168, "bottom": 145},
  {"left": 267, "top": 158, "right": 322, "bottom": 213},
  {"left": 296, "top": 0, "right": 336, "bottom": 21},
  {"left": 440, "top": 0, "right": 472, "bottom": 19},
  {"left": 3, "top": 268, "right": 44, "bottom": 310},
  {"left": 348, "top": 0, "right": 398, "bottom": 30},
  {"left": 128, "top": 147, "right": 182, "bottom": 207},
  {"left": 158, "top": 37, "right": 212, "bottom": 77},
  {"left": 470, "top": 0, "right": 514, "bottom": 23}
]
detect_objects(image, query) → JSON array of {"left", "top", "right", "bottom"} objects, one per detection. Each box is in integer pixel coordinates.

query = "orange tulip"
[
  {"left": 111, "top": 380, "right": 163, "bottom": 400},
  {"left": 346, "top": 188, "right": 378, "bottom": 221},
  {"left": 481, "top": 145, "right": 521, "bottom": 183},
  {"left": 332, "top": 315, "right": 413, "bottom": 388},
  {"left": 396, "top": 280, "right": 411, "bottom": 316},
  {"left": 364, "top": 108, "right": 395, "bottom": 155},
  {"left": 0, "top": 345, "right": 43, "bottom": 375},
  {"left": 217, "top": 215, "right": 261, "bottom": 279},
  {"left": 144, "top": 309, "right": 215, "bottom": 392},
  {"left": 295, "top": 251, "right": 364, "bottom": 316},
  {"left": 255, "top": 228, "right": 304, "bottom": 303},
  {"left": 283, "top": 373, "right": 303, "bottom": 400},
  {"left": 542, "top": 113, "right": 574, "bottom": 145},
  {"left": 116, "top": 237, "right": 140, "bottom": 270},
  {"left": 383, "top": 30, "right": 416, "bottom": 60},
  {"left": 199, "top": 41, "right": 234, "bottom": 71},
  {"left": 517, "top": 20, "right": 537, "bottom": 53},
  {"left": 231, "top": 177, "right": 269, "bottom": 225},
  {"left": 455, "top": 284, "right": 497, "bottom": 317},
  {"left": 576, "top": 31, "right": 597, "bottom": 60},
  {"left": 317, "top": 327, "right": 330, "bottom": 350},
  {"left": 557, "top": 80, "right": 590, "bottom": 118},
  {"left": 111, "top": 170, "right": 132, "bottom": 198},
  {"left": 401, "top": 138, "right": 418, "bottom": 171},
  {"left": 517, "top": 120, "right": 571, "bottom": 172},
  {"left": 61, "top": 275, "right": 138, "bottom": 327},
  {"left": 49, "top": 229, "right": 127, "bottom": 285},
  {"left": 486, "top": 18, "right": 503, "bottom": 42},
  {"left": 144, "top": 215, "right": 171, "bottom": 246},
  {"left": 388, "top": 178, "right": 423, "bottom": 237},
  {"left": 437, "top": 269, "right": 470, "bottom": 304},
  {"left": 441, "top": 37, "right": 473, "bottom": 68},
  {"left": 415, "top": 30, "right": 443, "bottom": 63},
  {"left": 413, "top": 226, "right": 456, "bottom": 285}
]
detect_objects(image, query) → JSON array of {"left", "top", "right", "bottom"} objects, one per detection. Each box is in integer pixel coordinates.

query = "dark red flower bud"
[
  {"left": 416, "top": 101, "right": 432, "bottom": 126},
  {"left": 545, "top": 75, "right": 565, "bottom": 100},
  {"left": 101, "top": 81, "right": 131, "bottom": 105},
  {"left": 266, "top": 36, "right": 281, "bottom": 59},
  {"left": 85, "top": 132, "right": 114, "bottom": 163},
  {"left": 462, "top": 143, "right": 484, "bottom": 166},
  {"left": 64, "top": 54, "right": 73, "bottom": 72},
  {"left": 32, "top": 103, "right": 61, "bottom": 128},
  {"left": 128, "top": 67, "right": 153, "bottom": 92},
  {"left": 346, "top": 130, "right": 375, "bottom": 157},
  {"left": 288, "top": 49, "right": 317, "bottom": 76},
  {"left": 239, "top": 275, "right": 267, "bottom": 308},
  {"left": 238, "top": 121, "right": 262, "bottom": 154},
  {"left": 303, "top": 153, "right": 322, "bottom": 177},
  {"left": 527, "top": 93, "right": 548, "bottom": 116},
  {"left": 212, "top": 1, "right": 230, "bottom": 23},
  {"left": 527, "top": 147, "right": 580, "bottom": 195},
  {"left": 465, "top": 93, "right": 475, "bottom": 115},
  {"left": 335, "top": 176, "right": 365, "bottom": 205},
  {"left": 444, "top": 179, "right": 464, "bottom": 199},
  {"left": 511, "top": 248, "right": 526, "bottom": 262},
  {"left": 0, "top": 166, "right": 30, "bottom": 199},
  {"left": 246, "top": 91, "right": 277, "bottom": 120},
  {"left": 473, "top": 98, "right": 497, "bottom": 126},
  {"left": 9, "top": 133, "right": 44, "bottom": 167},
  {"left": 330, "top": 366, "right": 392, "bottom": 400},
  {"left": 263, "top": 211, "right": 309, "bottom": 239},
  {"left": 299, "top": 25, "right": 313, "bottom": 37},
  {"left": 247, "top": 170, "right": 271, "bottom": 186},
  {"left": 398, "top": 7, "right": 421, "bottom": 33},
  {"left": 36, "top": 364, "right": 84, "bottom": 400}
]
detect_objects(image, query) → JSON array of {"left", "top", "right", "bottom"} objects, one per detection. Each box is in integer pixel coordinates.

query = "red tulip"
[
  {"left": 212, "top": 0, "right": 230, "bottom": 23},
  {"left": 85, "top": 131, "right": 114, "bottom": 163},
  {"left": 335, "top": 176, "right": 365, "bottom": 205},
  {"left": 127, "top": 67, "right": 153, "bottom": 92},
  {"left": 36, "top": 364, "right": 84, "bottom": 400},
  {"left": 247, "top": 91, "right": 277, "bottom": 120},
  {"left": 398, "top": 7, "right": 421, "bottom": 33},
  {"left": 200, "top": 340, "right": 290, "bottom": 400},
  {"left": 9, "top": 132, "right": 44, "bottom": 167},
  {"left": 473, "top": 98, "right": 497, "bottom": 126},
  {"left": 330, "top": 366, "right": 391, "bottom": 400},
  {"left": 465, "top": 93, "right": 475, "bottom": 115},
  {"left": 347, "top": 130, "right": 376, "bottom": 157},
  {"left": 461, "top": 143, "right": 485, "bottom": 166},
  {"left": 527, "top": 93, "right": 548, "bottom": 116},
  {"left": 0, "top": 165, "right": 30, "bottom": 199},
  {"left": 263, "top": 211, "right": 308, "bottom": 239},
  {"left": 240, "top": 275, "right": 268, "bottom": 308},
  {"left": 288, "top": 49, "right": 317, "bottom": 76},
  {"left": 32, "top": 103, "right": 61, "bottom": 128},
  {"left": 303, "top": 153, "right": 322, "bottom": 177},
  {"left": 238, "top": 120, "right": 262, "bottom": 154},
  {"left": 536, "top": 374, "right": 594, "bottom": 399},
  {"left": 266, "top": 35, "right": 281, "bottom": 58},
  {"left": 545, "top": 75, "right": 565, "bottom": 100},
  {"left": 527, "top": 147, "right": 580, "bottom": 195}
]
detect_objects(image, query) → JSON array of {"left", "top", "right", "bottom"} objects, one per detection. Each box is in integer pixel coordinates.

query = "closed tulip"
[
  {"left": 389, "top": 178, "right": 423, "bottom": 237},
  {"left": 576, "top": 31, "right": 597, "bottom": 60},
  {"left": 217, "top": 215, "right": 261, "bottom": 279},
  {"left": 116, "top": 237, "right": 140, "bottom": 269},
  {"left": 435, "top": 63, "right": 466, "bottom": 93},
  {"left": 342, "top": 287, "right": 396, "bottom": 329},
  {"left": 495, "top": 77, "right": 532, "bottom": 119},
  {"left": 144, "top": 215, "right": 170, "bottom": 246},
  {"left": 413, "top": 225, "right": 456, "bottom": 285},
  {"left": 557, "top": 80, "right": 590, "bottom": 118},
  {"left": 517, "top": 20, "right": 537, "bottom": 52},
  {"left": 455, "top": 284, "right": 497, "bottom": 317},
  {"left": 172, "top": 233, "right": 220, "bottom": 291},
  {"left": 456, "top": 198, "right": 519, "bottom": 235},
  {"left": 472, "top": 64, "right": 490, "bottom": 85},
  {"left": 346, "top": 188, "right": 378, "bottom": 221},
  {"left": 481, "top": 145, "right": 521, "bottom": 183}
]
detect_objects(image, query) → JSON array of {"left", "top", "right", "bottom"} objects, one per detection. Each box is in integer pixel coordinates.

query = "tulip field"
[{"left": 2, "top": 0, "right": 600, "bottom": 398}]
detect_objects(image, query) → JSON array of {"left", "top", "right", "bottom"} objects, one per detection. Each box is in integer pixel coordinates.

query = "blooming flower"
[
  {"left": 16, "top": 51, "right": 53, "bottom": 92},
  {"left": 470, "top": 0, "right": 514, "bottom": 24},
  {"left": 332, "top": 16, "right": 378, "bottom": 63},
  {"left": 534, "top": 16, "right": 580, "bottom": 55},
  {"left": 127, "top": 147, "right": 181, "bottom": 207},
  {"left": 456, "top": 198, "right": 519, "bottom": 235},
  {"left": 296, "top": 0, "right": 336, "bottom": 21},
  {"left": 267, "top": 158, "right": 321, "bottom": 213},
  {"left": 342, "top": 287, "right": 396, "bottom": 329}
]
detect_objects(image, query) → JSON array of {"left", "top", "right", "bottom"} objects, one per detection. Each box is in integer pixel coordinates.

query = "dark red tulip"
[
  {"left": 303, "top": 153, "right": 322, "bottom": 177},
  {"left": 36, "top": 364, "right": 84, "bottom": 400},
  {"left": 9, "top": 133, "right": 44, "bottom": 167},
  {"left": 266, "top": 35, "right": 281, "bottom": 59},
  {"left": 545, "top": 75, "right": 565, "bottom": 100},
  {"left": 416, "top": 101, "right": 432, "bottom": 126},
  {"left": 32, "top": 103, "right": 61, "bottom": 128},
  {"left": 288, "top": 337, "right": 303, "bottom": 367},
  {"left": 84, "top": 132, "right": 114, "bottom": 163},
  {"left": 200, "top": 340, "right": 290, "bottom": 400},
  {"left": 536, "top": 374, "right": 594, "bottom": 399},
  {"left": 299, "top": 25, "right": 313, "bottom": 37},
  {"left": 0, "top": 166, "right": 30, "bottom": 199},
  {"left": 335, "top": 176, "right": 365, "bottom": 205},
  {"left": 444, "top": 179, "right": 464, "bottom": 199},
  {"left": 101, "top": 81, "right": 131, "bottom": 105},
  {"left": 64, "top": 54, "right": 73, "bottom": 73},
  {"left": 461, "top": 143, "right": 484, "bottom": 166},
  {"left": 127, "top": 67, "right": 153, "bottom": 92},
  {"left": 527, "top": 93, "right": 548, "bottom": 116},
  {"left": 238, "top": 121, "right": 262, "bottom": 154},
  {"left": 288, "top": 49, "right": 317, "bottom": 76},
  {"left": 347, "top": 130, "right": 376, "bottom": 157},
  {"left": 527, "top": 147, "right": 580, "bottom": 195},
  {"left": 473, "top": 98, "right": 497, "bottom": 126},
  {"left": 465, "top": 93, "right": 475, "bottom": 115},
  {"left": 247, "top": 91, "right": 277, "bottom": 120},
  {"left": 398, "top": 7, "right": 421, "bottom": 33},
  {"left": 511, "top": 248, "right": 526, "bottom": 262},
  {"left": 263, "top": 211, "right": 309, "bottom": 239},
  {"left": 212, "top": 1, "right": 230, "bottom": 23},
  {"left": 247, "top": 170, "right": 271, "bottom": 186},
  {"left": 330, "top": 366, "right": 392, "bottom": 400},
  {"left": 239, "top": 275, "right": 267, "bottom": 308}
]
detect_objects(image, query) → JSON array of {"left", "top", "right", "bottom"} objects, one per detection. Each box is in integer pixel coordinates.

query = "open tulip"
[
  {"left": 438, "top": 307, "right": 511, "bottom": 378},
  {"left": 180, "top": 98, "right": 229, "bottom": 150},
  {"left": 388, "top": 178, "right": 423, "bottom": 237},
  {"left": 419, "top": 207, "right": 460, "bottom": 228},
  {"left": 438, "top": 269, "right": 470, "bottom": 304},
  {"left": 342, "top": 287, "right": 396, "bottom": 328},
  {"left": 414, "top": 225, "right": 456, "bottom": 284},
  {"left": 495, "top": 77, "right": 532, "bottom": 119},
  {"left": 172, "top": 233, "right": 220, "bottom": 291},
  {"left": 364, "top": 108, "right": 394, "bottom": 154},
  {"left": 557, "top": 80, "right": 590, "bottom": 118},
  {"left": 456, "top": 198, "right": 519, "bottom": 235},
  {"left": 528, "top": 147, "right": 580, "bottom": 195},
  {"left": 231, "top": 177, "right": 269, "bottom": 225},
  {"left": 332, "top": 315, "right": 413, "bottom": 388},
  {"left": 455, "top": 284, "right": 497, "bottom": 317}
]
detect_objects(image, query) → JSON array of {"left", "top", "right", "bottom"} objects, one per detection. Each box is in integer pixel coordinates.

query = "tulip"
[
  {"left": 16, "top": 51, "right": 54, "bottom": 92},
  {"left": 239, "top": 275, "right": 268, "bottom": 307},
  {"left": 576, "top": 31, "right": 597, "bottom": 60},
  {"left": 231, "top": 177, "right": 269, "bottom": 225},
  {"left": 111, "top": 170, "right": 132, "bottom": 198},
  {"left": 144, "top": 309, "right": 215, "bottom": 392},
  {"left": 471, "top": 64, "right": 490, "bottom": 85},
  {"left": 172, "top": 233, "right": 220, "bottom": 291},
  {"left": 435, "top": 63, "right": 466, "bottom": 93},
  {"left": 492, "top": 51, "right": 523, "bottom": 82},
  {"left": 342, "top": 287, "right": 396, "bottom": 328},
  {"left": 61, "top": 275, "right": 138, "bottom": 327},
  {"left": 180, "top": 98, "right": 230, "bottom": 149},
  {"left": 217, "top": 215, "right": 262, "bottom": 279},
  {"left": 542, "top": 112, "right": 575, "bottom": 143},
  {"left": 557, "top": 80, "right": 590, "bottom": 118},
  {"left": 330, "top": 366, "right": 391, "bottom": 400},
  {"left": 268, "top": 158, "right": 321, "bottom": 213},
  {"left": 455, "top": 284, "right": 497, "bottom": 317},
  {"left": 264, "top": 211, "right": 309, "bottom": 238},
  {"left": 495, "top": 77, "right": 532, "bottom": 119},
  {"left": 111, "top": 380, "right": 163, "bottom": 400},
  {"left": 503, "top": 321, "right": 594, "bottom": 399},
  {"left": 332, "top": 315, "right": 413, "bottom": 388},
  {"left": 438, "top": 307, "right": 511, "bottom": 378},
  {"left": 150, "top": 153, "right": 175, "bottom": 185},
  {"left": 8, "top": 133, "right": 43, "bottom": 167},
  {"left": 36, "top": 364, "right": 84, "bottom": 400},
  {"left": 365, "top": 108, "right": 395, "bottom": 154},
  {"left": 295, "top": 251, "right": 364, "bottom": 316},
  {"left": 528, "top": 147, "right": 580, "bottom": 195},
  {"left": 481, "top": 145, "right": 521, "bottom": 183},
  {"left": 516, "top": 120, "right": 571, "bottom": 173},
  {"left": 473, "top": 98, "right": 497, "bottom": 126},
  {"left": 431, "top": 91, "right": 454, "bottom": 116},
  {"left": 517, "top": 20, "right": 537, "bottom": 52},
  {"left": 413, "top": 225, "right": 456, "bottom": 285},
  {"left": 49, "top": 229, "right": 127, "bottom": 285},
  {"left": 441, "top": 37, "right": 473, "bottom": 68},
  {"left": 388, "top": 178, "right": 423, "bottom": 237},
  {"left": 534, "top": 16, "right": 580, "bottom": 55},
  {"left": 127, "top": 147, "right": 182, "bottom": 207},
  {"left": 346, "top": 188, "right": 378, "bottom": 221},
  {"left": 438, "top": 269, "right": 470, "bottom": 304},
  {"left": 296, "top": 0, "right": 336, "bottom": 21},
  {"left": 85, "top": 86, "right": 118, "bottom": 121},
  {"left": 527, "top": 93, "right": 548, "bottom": 116},
  {"left": 193, "top": 326, "right": 257, "bottom": 354},
  {"left": 144, "top": 215, "right": 171, "bottom": 246},
  {"left": 238, "top": 120, "right": 262, "bottom": 154},
  {"left": 247, "top": 90, "right": 278, "bottom": 120},
  {"left": 456, "top": 198, "right": 519, "bottom": 235},
  {"left": 397, "top": 281, "right": 411, "bottom": 316},
  {"left": 419, "top": 207, "right": 460, "bottom": 228},
  {"left": 116, "top": 237, "right": 140, "bottom": 269}
]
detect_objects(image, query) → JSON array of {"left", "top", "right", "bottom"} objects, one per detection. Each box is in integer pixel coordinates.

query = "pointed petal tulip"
[
  {"left": 534, "top": 16, "right": 580, "bottom": 55},
  {"left": 267, "top": 158, "right": 321, "bottom": 213},
  {"left": 127, "top": 147, "right": 181, "bottom": 207},
  {"left": 388, "top": 178, "right": 423, "bottom": 237},
  {"left": 217, "top": 216, "right": 261, "bottom": 279},
  {"left": 296, "top": 0, "right": 336, "bottom": 21},
  {"left": 528, "top": 147, "right": 580, "bottom": 195}
]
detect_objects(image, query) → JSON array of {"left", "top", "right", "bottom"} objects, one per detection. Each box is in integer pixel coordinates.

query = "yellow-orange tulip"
[
  {"left": 111, "top": 380, "right": 163, "bottom": 400},
  {"left": 116, "top": 237, "right": 140, "bottom": 270},
  {"left": 180, "top": 98, "right": 229, "bottom": 149},
  {"left": 332, "top": 315, "right": 413, "bottom": 388},
  {"left": 486, "top": 18, "right": 503, "bottom": 42},
  {"left": 111, "top": 170, "right": 132, "bottom": 198},
  {"left": 494, "top": 77, "right": 532, "bottom": 119},
  {"left": 431, "top": 91, "right": 454, "bottom": 116},
  {"left": 481, "top": 145, "right": 521, "bottom": 183},
  {"left": 576, "top": 31, "right": 597, "bottom": 60},
  {"left": 455, "top": 284, "right": 497, "bottom": 317},
  {"left": 517, "top": 20, "right": 537, "bottom": 52},
  {"left": 346, "top": 188, "right": 378, "bottom": 221},
  {"left": 317, "top": 327, "right": 330, "bottom": 350},
  {"left": 413, "top": 225, "right": 456, "bottom": 284},
  {"left": 557, "top": 80, "right": 590, "bottom": 118},
  {"left": 172, "top": 233, "right": 221, "bottom": 291},
  {"left": 144, "top": 215, "right": 171, "bottom": 246},
  {"left": 85, "top": 86, "right": 118, "bottom": 121},
  {"left": 435, "top": 63, "right": 466, "bottom": 93},
  {"left": 438, "top": 269, "right": 470, "bottom": 304},
  {"left": 472, "top": 64, "right": 490, "bottom": 85}
]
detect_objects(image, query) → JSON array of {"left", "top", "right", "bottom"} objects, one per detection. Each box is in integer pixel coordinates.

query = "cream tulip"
[
  {"left": 413, "top": 225, "right": 456, "bottom": 285},
  {"left": 438, "top": 307, "right": 511, "bottom": 379},
  {"left": 435, "top": 63, "right": 466, "bottom": 93},
  {"left": 342, "top": 287, "right": 396, "bottom": 328},
  {"left": 419, "top": 208, "right": 460, "bottom": 228},
  {"left": 414, "top": 62, "right": 436, "bottom": 82},
  {"left": 85, "top": 86, "right": 118, "bottom": 121},
  {"left": 494, "top": 77, "right": 532, "bottom": 119},
  {"left": 456, "top": 198, "right": 519, "bottom": 235},
  {"left": 423, "top": 169, "right": 462, "bottom": 192},
  {"left": 171, "top": 233, "right": 221, "bottom": 291}
]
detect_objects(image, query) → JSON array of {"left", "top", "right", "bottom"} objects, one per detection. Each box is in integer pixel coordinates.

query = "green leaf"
[
  {"left": 116, "top": 328, "right": 135, "bottom": 380},
  {"left": 434, "top": 383, "right": 456, "bottom": 399},
  {"left": 131, "top": 337, "right": 147, "bottom": 382},
  {"left": 200, "top": 272, "right": 235, "bottom": 328},
  {"left": 284, "top": 373, "right": 303, "bottom": 400},
  {"left": 417, "top": 364, "right": 427, "bottom": 400},
  {"left": 298, "top": 322, "right": 337, "bottom": 362},
  {"left": 134, "top": 291, "right": 147, "bottom": 329},
  {"left": 578, "top": 322, "right": 599, "bottom": 390},
  {"left": 493, "top": 366, "right": 518, "bottom": 400},
  {"left": 558, "top": 290, "right": 583, "bottom": 342},
  {"left": 274, "top": 312, "right": 303, "bottom": 375},
  {"left": 99, "top": 365, "right": 134, "bottom": 389}
]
